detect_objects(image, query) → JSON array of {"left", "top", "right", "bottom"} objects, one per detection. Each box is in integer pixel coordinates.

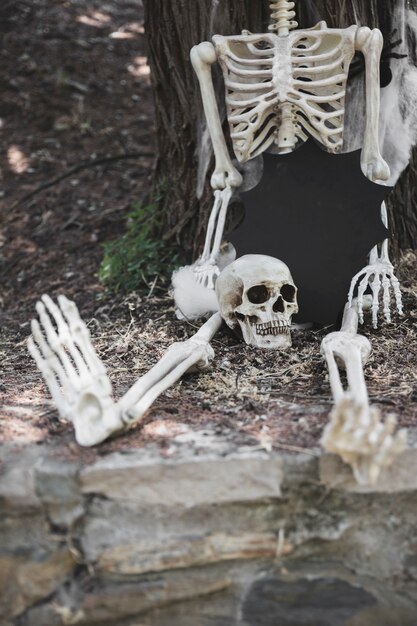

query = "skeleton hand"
[
  {"left": 194, "top": 260, "right": 220, "bottom": 290},
  {"left": 322, "top": 396, "right": 407, "bottom": 485},
  {"left": 28, "top": 295, "right": 124, "bottom": 447},
  {"left": 348, "top": 258, "right": 403, "bottom": 328}
]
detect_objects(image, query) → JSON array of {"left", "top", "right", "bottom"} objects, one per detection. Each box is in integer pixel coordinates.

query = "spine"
[{"left": 268, "top": 1, "right": 298, "bottom": 37}]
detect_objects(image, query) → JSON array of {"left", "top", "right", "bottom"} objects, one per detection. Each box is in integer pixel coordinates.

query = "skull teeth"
[{"left": 255, "top": 321, "right": 290, "bottom": 336}]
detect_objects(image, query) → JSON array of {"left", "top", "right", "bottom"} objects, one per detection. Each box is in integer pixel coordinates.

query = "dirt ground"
[{"left": 1, "top": 0, "right": 416, "bottom": 461}]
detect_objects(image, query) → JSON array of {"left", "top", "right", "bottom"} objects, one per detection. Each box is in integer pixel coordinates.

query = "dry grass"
[{"left": 1, "top": 252, "right": 416, "bottom": 460}]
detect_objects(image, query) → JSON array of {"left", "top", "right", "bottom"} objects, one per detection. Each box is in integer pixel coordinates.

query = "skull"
[{"left": 215, "top": 254, "right": 298, "bottom": 349}]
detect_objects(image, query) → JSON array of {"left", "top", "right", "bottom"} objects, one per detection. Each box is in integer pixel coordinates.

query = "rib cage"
[{"left": 213, "top": 24, "right": 358, "bottom": 162}]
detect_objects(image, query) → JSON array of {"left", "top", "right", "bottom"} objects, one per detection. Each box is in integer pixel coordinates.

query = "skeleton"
[
  {"left": 27, "top": 2, "right": 408, "bottom": 484},
  {"left": 190, "top": 0, "right": 402, "bottom": 326},
  {"left": 28, "top": 254, "right": 406, "bottom": 484}
]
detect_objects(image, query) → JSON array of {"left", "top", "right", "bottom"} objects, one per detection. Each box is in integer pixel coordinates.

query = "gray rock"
[
  {"left": 0, "top": 444, "right": 43, "bottom": 512},
  {"left": 0, "top": 549, "right": 75, "bottom": 621},
  {"left": 319, "top": 449, "right": 417, "bottom": 493},
  {"left": 241, "top": 575, "right": 378, "bottom": 626},
  {"left": 34, "top": 458, "right": 84, "bottom": 527},
  {"left": 20, "top": 570, "right": 232, "bottom": 625},
  {"left": 80, "top": 451, "right": 284, "bottom": 506},
  {"left": 95, "top": 531, "right": 292, "bottom": 575},
  {"left": 1, "top": 440, "right": 417, "bottom": 625}
]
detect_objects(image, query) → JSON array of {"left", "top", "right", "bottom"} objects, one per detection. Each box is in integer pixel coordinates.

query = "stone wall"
[{"left": 1, "top": 436, "right": 417, "bottom": 625}]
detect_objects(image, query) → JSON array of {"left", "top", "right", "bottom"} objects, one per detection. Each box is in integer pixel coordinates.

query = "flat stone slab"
[{"left": 80, "top": 451, "right": 284, "bottom": 505}]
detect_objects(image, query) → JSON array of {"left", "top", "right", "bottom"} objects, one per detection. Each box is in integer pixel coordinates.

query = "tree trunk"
[
  {"left": 144, "top": 0, "right": 417, "bottom": 260},
  {"left": 143, "top": 1, "right": 268, "bottom": 258}
]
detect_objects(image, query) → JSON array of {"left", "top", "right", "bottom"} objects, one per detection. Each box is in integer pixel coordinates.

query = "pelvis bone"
[{"left": 216, "top": 254, "right": 298, "bottom": 349}]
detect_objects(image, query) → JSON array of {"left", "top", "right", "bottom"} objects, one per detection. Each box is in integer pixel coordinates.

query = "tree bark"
[
  {"left": 143, "top": 0, "right": 268, "bottom": 258},
  {"left": 144, "top": 0, "right": 417, "bottom": 260}
]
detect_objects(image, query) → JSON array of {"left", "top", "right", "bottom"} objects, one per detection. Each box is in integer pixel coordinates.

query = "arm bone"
[
  {"left": 117, "top": 313, "right": 223, "bottom": 423},
  {"left": 321, "top": 298, "right": 371, "bottom": 407},
  {"left": 321, "top": 297, "right": 406, "bottom": 484},
  {"left": 190, "top": 42, "right": 242, "bottom": 190},
  {"left": 194, "top": 186, "right": 233, "bottom": 288},
  {"left": 355, "top": 27, "right": 390, "bottom": 182}
]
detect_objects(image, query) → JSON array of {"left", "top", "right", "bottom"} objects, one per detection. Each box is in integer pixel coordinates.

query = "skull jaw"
[{"left": 239, "top": 323, "right": 292, "bottom": 350}]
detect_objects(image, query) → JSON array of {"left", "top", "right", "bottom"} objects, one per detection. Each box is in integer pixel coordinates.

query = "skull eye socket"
[
  {"left": 247, "top": 285, "right": 269, "bottom": 304},
  {"left": 281, "top": 284, "right": 296, "bottom": 303}
]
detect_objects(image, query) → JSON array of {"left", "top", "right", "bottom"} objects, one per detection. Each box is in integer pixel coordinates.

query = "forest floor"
[{"left": 1, "top": 0, "right": 417, "bottom": 462}]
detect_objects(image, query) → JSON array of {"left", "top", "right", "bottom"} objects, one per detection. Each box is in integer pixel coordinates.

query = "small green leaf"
[{"left": 99, "top": 202, "right": 184, "bottom": 293}]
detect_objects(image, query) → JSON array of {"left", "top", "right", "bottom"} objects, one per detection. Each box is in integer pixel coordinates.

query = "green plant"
[{"left": 99, "top": 203, "right": 183, "bottom": 293}]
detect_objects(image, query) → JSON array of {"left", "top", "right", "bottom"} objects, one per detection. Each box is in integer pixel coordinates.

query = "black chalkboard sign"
[{"left": 231, "top": 141, "right": 391, "bottom": 325}]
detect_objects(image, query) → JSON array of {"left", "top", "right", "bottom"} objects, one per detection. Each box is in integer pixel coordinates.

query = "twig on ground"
[
  {"left": 10, "top": 152, "right": 154, "bottom": 208},
  {"left": 273, "top": 443, "right": 318, "bottom": 455},
  {"left": 147, "top": 275, "right": 159, "bottom": 299}
]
